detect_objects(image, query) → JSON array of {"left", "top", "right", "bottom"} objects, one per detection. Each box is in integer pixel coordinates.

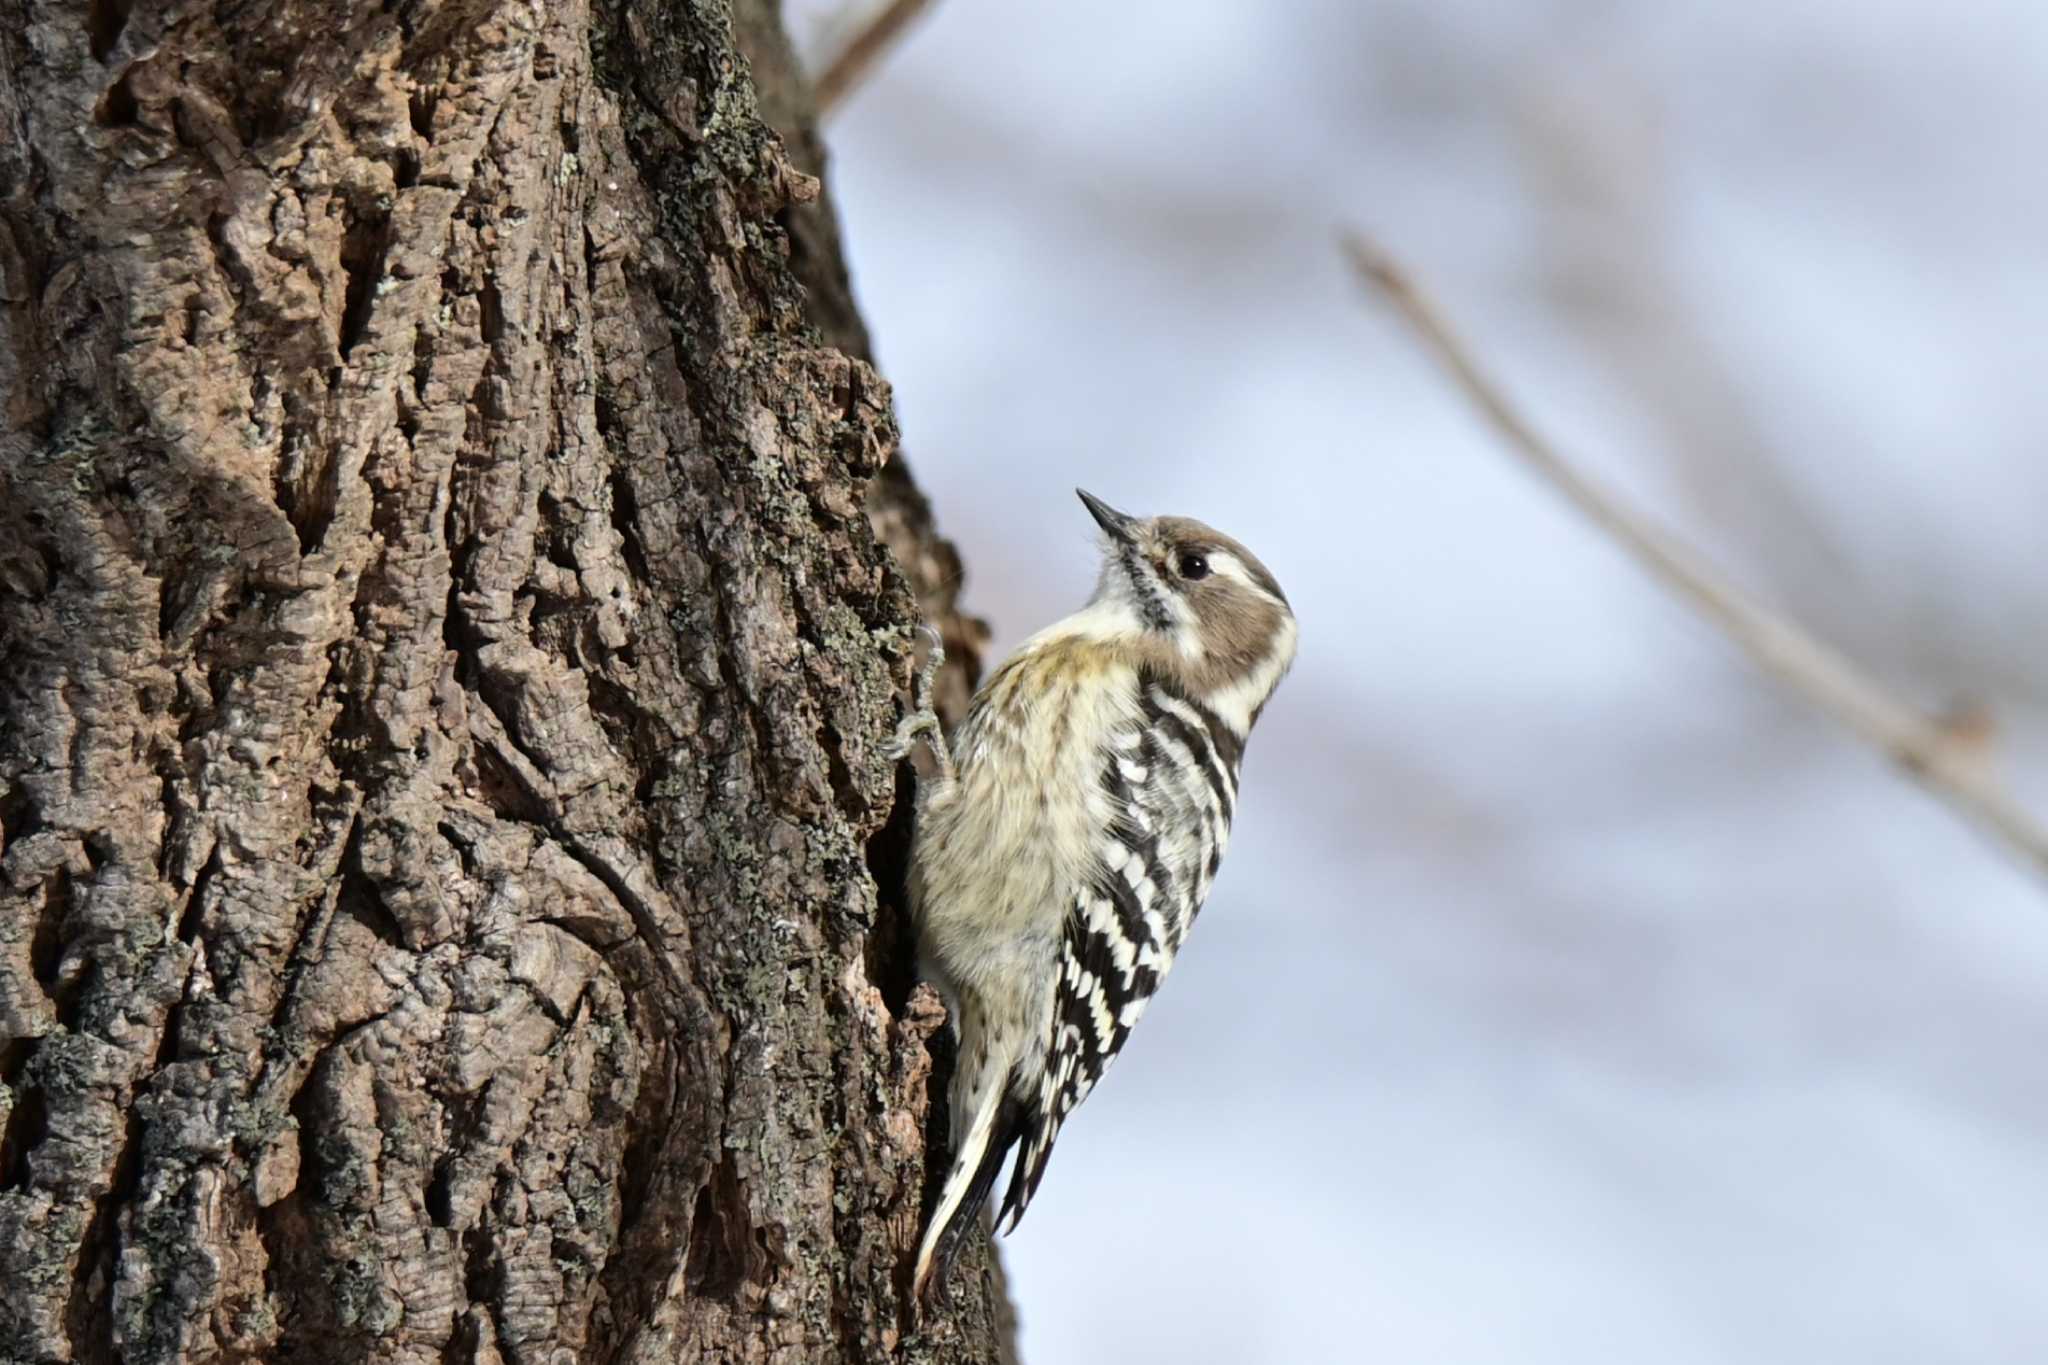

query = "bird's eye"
[{"left": 1176, "top": 552, "right": 1210, "bottom": 581}]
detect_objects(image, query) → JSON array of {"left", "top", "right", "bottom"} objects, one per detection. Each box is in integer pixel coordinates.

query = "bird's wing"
[{"left": 996, "top": 680, "right": 1242, "bottom": 1230}]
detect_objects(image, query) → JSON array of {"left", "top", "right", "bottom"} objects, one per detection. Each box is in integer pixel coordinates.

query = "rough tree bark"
[{"left": 0, "top": 1, "right": 1004, "bottom": 1361}]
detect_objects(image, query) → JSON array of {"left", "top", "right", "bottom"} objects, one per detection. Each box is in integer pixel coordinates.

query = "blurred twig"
[
  {"left": 1340, "top": 229, "right": 2048, "bottom": 884},
  {"left": 812, "top": 0, "right": 936, "bottom": 115}
]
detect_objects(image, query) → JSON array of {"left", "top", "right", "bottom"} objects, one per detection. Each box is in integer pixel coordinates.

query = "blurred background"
[{"left": 792, "top": 3, "right": 2048, "bottom": 1360}]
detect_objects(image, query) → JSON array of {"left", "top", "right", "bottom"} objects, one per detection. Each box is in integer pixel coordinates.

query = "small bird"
[{"left": 897, "top": 489, "right": 1297, "bottom": 1305}]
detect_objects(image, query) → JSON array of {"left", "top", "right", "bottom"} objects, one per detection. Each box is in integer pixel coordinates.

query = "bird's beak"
[{"left": 1076, "top": 489, "right": 1138, "bottom": 544}]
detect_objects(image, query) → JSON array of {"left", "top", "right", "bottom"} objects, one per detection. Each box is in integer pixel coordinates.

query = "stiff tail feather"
[
  {"left": 912, "top": 1080, "right": 1026, "bottom": 1306},
  {"left": 995, "top": 1103, "right": 1060, "bottom": 1234}
]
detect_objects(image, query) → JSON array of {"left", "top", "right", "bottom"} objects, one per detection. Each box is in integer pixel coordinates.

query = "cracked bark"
[{"left": 0, "top": 1, "right": 1003, "bottom": 1362}]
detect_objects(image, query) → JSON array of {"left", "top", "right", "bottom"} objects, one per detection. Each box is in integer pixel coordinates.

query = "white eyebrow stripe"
[
  {"left": 1207, "top": 551, "right": 1249, "bottom": 581},
  {"left": 1205, "top": 550, "right": 1276, "bottom": 601}
]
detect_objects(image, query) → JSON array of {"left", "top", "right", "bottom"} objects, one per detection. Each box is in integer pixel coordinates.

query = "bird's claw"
[{"left": 887, "top": 623, "right": 953, "bottom": 783}]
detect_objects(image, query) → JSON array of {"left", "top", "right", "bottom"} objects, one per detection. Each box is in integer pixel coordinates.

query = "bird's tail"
[{"left": 912, "top": 1046, "right": 1021, "bottom": 1305}]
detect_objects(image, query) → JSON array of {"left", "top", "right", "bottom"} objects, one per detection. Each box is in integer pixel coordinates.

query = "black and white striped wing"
[{"left": 998, "top": 678, "right": 1244, "bottom": 1228}]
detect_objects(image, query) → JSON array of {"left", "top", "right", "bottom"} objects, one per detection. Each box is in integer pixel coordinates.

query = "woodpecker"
[{"left": 897, "top": 489, "right": 1297, "bottom": 1305}]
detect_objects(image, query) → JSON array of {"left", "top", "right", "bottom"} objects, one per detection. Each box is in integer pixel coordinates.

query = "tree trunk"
[{"left": 0, "top": 1, "right": 1003, "bottom": 1361}]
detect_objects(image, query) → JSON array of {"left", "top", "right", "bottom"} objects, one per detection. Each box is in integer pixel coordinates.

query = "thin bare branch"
[
  {"left": 1340, "top": 229, "right": 2048, "bottom": 883},
  {"left": 813, "top": 0, "right": 936, "bottom": 116}
]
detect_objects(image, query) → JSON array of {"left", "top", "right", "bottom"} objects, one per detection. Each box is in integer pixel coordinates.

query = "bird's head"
[{"left": 1076, "top": 489, "right": 1297, "bottom": 731}]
